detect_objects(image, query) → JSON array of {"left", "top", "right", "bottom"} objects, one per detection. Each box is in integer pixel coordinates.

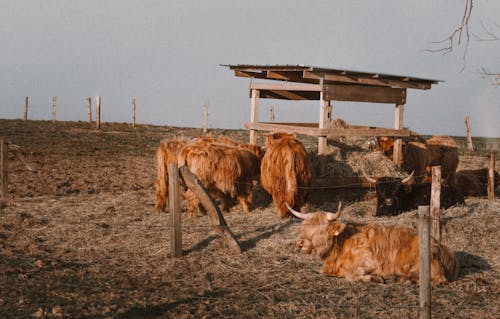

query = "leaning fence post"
[
  {"left": 430, "top": 165, "right": 441, "bottom": 242},
  {"left": 464, "top": 116, "right": 474, "bottom": 152},
  {"left": 168, "top": 163, "right": 182, "bottom": 257},
  {"left": 418, "top": 205, "right": 431, "bottom": 319},
  {"left": 1, "top": 138, "right": 7, "bottom": 199},
  {"left": 488, "top": 152, "right": 495, "bottom": 201}
]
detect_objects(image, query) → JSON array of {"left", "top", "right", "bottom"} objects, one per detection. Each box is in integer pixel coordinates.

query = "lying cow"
[
  {"left": 287, "top": 203, "right": 458, "bottom": 285},
  {"left": 260, "top": 132, "right": 312, "bottom": 218},
  {"left": 363, "top": 172, "right": 464, "bottom": 216},
  {"left": 178, "top": 137, "right": 264, "bottom": 217},
  {"left": 456, "top": 168, "right": 500, "bottom": 197},
  {"left": 155, "top": 138, "right": 188, "bottom": 212}
]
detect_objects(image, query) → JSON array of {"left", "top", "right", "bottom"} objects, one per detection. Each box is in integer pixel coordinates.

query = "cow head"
[
  {"left": 265, "top": 132, "right": 296, "bottom": 147},
  {"left": 363, "top": 172, "right": 414, "bottom": 216},
  {"left": 286, "top": 202, "right": 345, "bottom": 258}
]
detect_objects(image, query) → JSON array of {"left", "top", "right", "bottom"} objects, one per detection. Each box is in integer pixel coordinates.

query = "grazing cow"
[
  {"left": 178, "top": 137, "right": 263, "bottom": 217},
  {"left": 155, "top": 139, "right": 188, "bottom": 212},
  {"left": 260, "top": 132, "right": 312, "bottom": 218},
  {"left": 377, "top": 135, "right": 459, "bottom": 184},
  {"left": 363, "top": 172, "right": 464, "bottom": 216},
  {"left": 287, "top": 203, "right": 458, "bottom": 285},
  {"left": 456, "top": 168, "right": 500, "bottom": 197}
]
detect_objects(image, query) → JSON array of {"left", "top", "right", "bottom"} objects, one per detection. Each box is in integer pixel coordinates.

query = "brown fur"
[
  {"left": 377, "top": 135, "right": 459, "bottom": 184},
  {"left": 260, "top": 132, "right": 312, "bottom": 218},
  {"left": 155, "top": 139, "right": 188, "bottom": 212},
  {"left": 425, "top": 136, "right": 459, "bottom": 185},
  {"left": 296, "top": 211, "right": 458, "bottom": 285},
  {"left": 178, "top": 137, "right": 263, "bottom": 217},
  {"left": 456, "top": 168, "right": 500, "bottom": 197}
]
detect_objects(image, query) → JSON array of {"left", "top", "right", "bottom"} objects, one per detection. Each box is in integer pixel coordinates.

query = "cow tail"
[{"left": 285, "top": 151, "right": 298, "bottom": 208}]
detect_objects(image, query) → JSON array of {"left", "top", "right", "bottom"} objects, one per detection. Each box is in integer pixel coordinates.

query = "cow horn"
[
  {"left": 362, "top": 171, "right": 377, "bottom": 184},
  {"left": 285, "top": 202, "right": 308, "bottom": 219},
  {"left": 401, "top": 171, "right": 415, "bottom": 184},
  {"left": 326, "top": 201, "right": 343, "bottom": 221}
]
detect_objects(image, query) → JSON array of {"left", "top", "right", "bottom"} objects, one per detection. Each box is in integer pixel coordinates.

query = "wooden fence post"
[
  {"left": 131, "top": 97, "right": 136, "bottom": 128},
  {"left": 96, "top": 96, "right": 101, "bottom": 130},
  {"left": 87, "top": 97, "right": 92, "bottom": 124},
  {"left": 418, "top": 205, "right": 431, "bottom": 319},
  {"left": 1, "top": 138, "right": 7, "bottom": 199},
  {"left": 488, "top": 152, "right": 495, "bottom": 201},
  {"left": 52, "top": 96, "right": 57, "bottom": 123},
  {"left": 203, "top": 101, "right": 208, "bottom": 134},
  {"left": 465, "top": 116, "right": 474, "bottom": 152},
  {"left": 179, "top": 166, "right": 242, "bottom": 254},
  {"left": 168, "top": 163, "right": 182, "bottom": 257},
  {"left": 24, "top": 96, "right": 29, "bottom": 121},
  {"left": 431, "top": 165, "right": 441, "bottom": 242}
]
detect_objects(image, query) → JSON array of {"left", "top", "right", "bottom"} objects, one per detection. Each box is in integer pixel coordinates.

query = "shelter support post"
[
  {"left": 393, "top": 103, "right": 405, "bottom": 167},
  {"left": 249, "top": 89, "right": 260, "bottom": 144},
  {"left": 430, "top": 166, "right": 441, "bottom": 242}
]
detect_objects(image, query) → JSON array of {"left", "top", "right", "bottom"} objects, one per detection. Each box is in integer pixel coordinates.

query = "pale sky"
[{"left": 1, "top": 1, "right": 499, "bottom": 137}]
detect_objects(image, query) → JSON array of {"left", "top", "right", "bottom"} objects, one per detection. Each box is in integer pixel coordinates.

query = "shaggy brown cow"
[
  {"left": 260, "top": 132, "right": 312, "bottom": 218},
  {"left": 178, "top": 137, "right": 263, "bottom": 217},
  {"left": 155, "top": 139, "right": 188, "bottom": 212},
  {"left": 287, "top": 203, "right": 458, "bottom": 285},
  {"left": 456, "top": 168, "right": 500, "bottom": 197},
  {"left": 377, "top": 135, "right": 459, "bottom": 184}
]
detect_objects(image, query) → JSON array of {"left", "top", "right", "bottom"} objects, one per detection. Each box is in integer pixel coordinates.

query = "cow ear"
[{"left": 329, "top": 222, "right": 346, "bottom": 237}]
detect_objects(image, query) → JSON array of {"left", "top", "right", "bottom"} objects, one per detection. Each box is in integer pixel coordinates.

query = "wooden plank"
[
  {"left": 244, "top": 122, "right": 412, "bottom": 137},
  {"left": 488, "top": 152, "right": 495, "bottom": 201},
  {"left": 251, "top": 82, "right": 321, "bottom": 92},
  {"left": 393, "top": 103, "right": 405, "bottom": 167},
  {"left": 179, "top": 166, "right": 242, "bottom": 254},
  {"left": 324, "top": 84, "right": 406, "bottom": 104},
  {"left": 258, "top": 90, "right": 319, "bottom": 100},
  {"left": 24, "top": 96, "right": 28, "bottom": 121},
  {"left": 303, "top": 70, "right": 432, "bottom": 90},
  {"left": 1, "top": 138, "right": 7, "bottom": 199},
  {"left": 96, "top": 96, "right": 101, "bottom": 130},
  {"left": 249, "top": 89, "right": 260, "bottom": 144},
  {"left": 430, "top": 166, "right": 441, "bottom": 242},
  {"left": 418, "top": 206, "right": 432, "bottom": 319},
  {"left": 168, "top": 163, "right": 182, "bottom": 258}
]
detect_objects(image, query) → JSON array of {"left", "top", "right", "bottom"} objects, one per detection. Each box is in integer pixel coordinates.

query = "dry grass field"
[{"left": 0, "top": 119, "right": 499, "bottom": 318}]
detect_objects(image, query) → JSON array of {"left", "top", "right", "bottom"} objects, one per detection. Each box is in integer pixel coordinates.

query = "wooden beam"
[
  {"left": 179, "top": 166, "right": 242, "bottom": 254},
  {"left": 249, "top": 89, "right": 260, "bottom": 144},
  {"left": 393, "top": 103, "right": 405, "bottom": 167},
  {"left": 430, "top": 166, "right": 441, "bottom": 242},
  {"left": 303, "top": 70, "right": 432, "bottom": 90},
  {"left": 418, "top": 206, "right": 432, "bottom": 319},
  {"left": 244, "top": 122, "right": 412, "bottom": 137},
  {"left": 324, "top": 84, "right": 406, "bottom": 104},
  {"left": 258, "top": 90, "right": 319, "bottom": 100},
  {"left": 488, "top": 152, "right": 495, "bottom": 201},
  {"left": 168, "top": 163, "right": 182, "bottom": 257},
  {"left": 250, "top": 82, "right": 321, "bottom": 91}
]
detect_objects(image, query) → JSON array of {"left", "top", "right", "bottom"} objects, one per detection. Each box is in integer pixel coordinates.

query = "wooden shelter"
[{"left": 223, "top": 64, "right": 440, "bottom": 167}]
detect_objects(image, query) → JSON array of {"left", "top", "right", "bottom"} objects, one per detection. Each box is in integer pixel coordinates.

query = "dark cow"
[
  {"left": 364, "top": 172, "right": 464, "bottom": 216},
  {"left": 456, "top": 168, "right": 500, "bottom": 197}
]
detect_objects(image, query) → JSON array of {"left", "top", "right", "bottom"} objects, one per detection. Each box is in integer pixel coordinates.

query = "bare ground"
[{"left": 0, "top": 119, "right": 499, "bottom": 319}]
